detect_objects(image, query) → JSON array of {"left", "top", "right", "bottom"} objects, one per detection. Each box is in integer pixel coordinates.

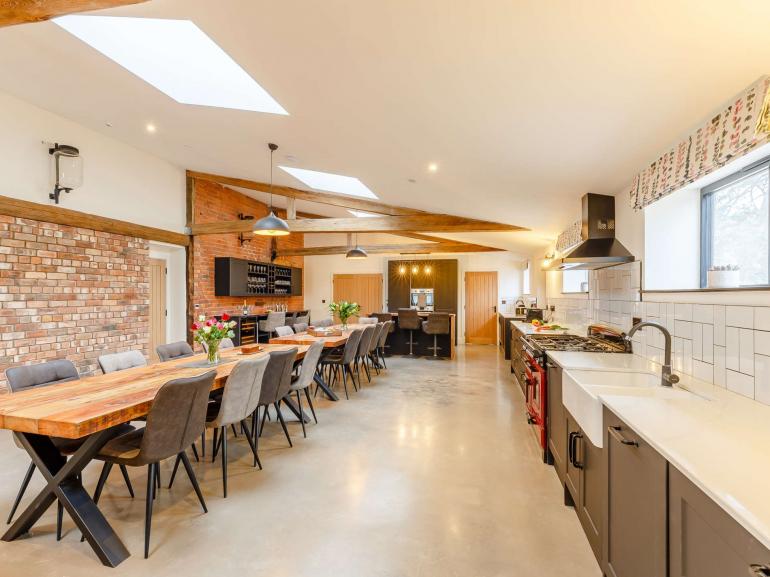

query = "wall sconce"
[
  {"left": 542, "top": 251, "right": 556, "bottom": 268},
  {"left": 49, "top": 143, "right": 82, "bottom": 204},
  {"left": 238, "top": 213, "right": 254, "bottom": 246},
  {"left": 399, "top": 265, "right": 406, "bottom": 275},
  {"left": 424, "top": 263, "right": 432, "bottom": 274},
  {"left": 411, "top": 264, "right": 419, "bottom": 274}
]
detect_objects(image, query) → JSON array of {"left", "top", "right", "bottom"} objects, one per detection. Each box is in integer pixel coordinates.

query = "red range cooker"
[{"left": 518, "top": 326, "right": 628, "bottom": 462}]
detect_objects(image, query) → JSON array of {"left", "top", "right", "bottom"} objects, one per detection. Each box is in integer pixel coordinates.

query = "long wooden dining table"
[{"left": 0, "top": 344, "right": 307, "bottom": 568}]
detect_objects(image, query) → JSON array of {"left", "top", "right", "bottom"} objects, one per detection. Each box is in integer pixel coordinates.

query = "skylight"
[
  {"left": 279, "top": 166, "right": 378, "bottom": 199},
  {"left": 53, "top": 16, "right": 288, "bottom": 115},
  {"left": 348, "top": 210, "right": 380, "bottom": 218}
]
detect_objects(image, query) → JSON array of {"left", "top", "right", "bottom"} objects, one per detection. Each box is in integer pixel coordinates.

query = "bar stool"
[
  {"left": 398, "top": 309, "right": 421, "bottom": 356},
  {"left": 422, "top": 312, "right": 451, "bottom": 358}
]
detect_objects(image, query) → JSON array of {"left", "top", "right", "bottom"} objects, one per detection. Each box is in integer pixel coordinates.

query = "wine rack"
[{"left": 214, "top": 257, "right": 302, "bottom": 297}]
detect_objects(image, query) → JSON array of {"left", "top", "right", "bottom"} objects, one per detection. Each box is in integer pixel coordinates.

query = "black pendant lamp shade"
[{"left": 253, "top": 143, "right": 290, "bottom": 236}]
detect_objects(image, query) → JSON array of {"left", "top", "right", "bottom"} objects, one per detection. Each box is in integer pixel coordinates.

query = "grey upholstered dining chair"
[
  {"left": 201, "top": 337, "right": 235, "bottom": 353},
  {"left": 319, "top": 328, "right": 363, "bottom": 399},
  {"left": 156, "top": 341, "right": 194, "bottom": 362},
  {"left": 366, "top": 323, "right": 385, "bottom": 376},
  {"left": 288, "top": 340, "right": 324, "bottom": 437},
  {"left": 292, "top": 322, "right": 308, "bottom": 334},
  {"left": 354, "top": 324, "right": 377, "bottom": 385},
  {"left": 284, "top": 312, "right": 297, "bottom": 328},
  {"left": 375, "top": 320, "right": 393, "bottom": 369},
  {"left": 313, "top": 318, "right": 334, "bottom": 328},
  {"left": 358, "top": 317, "right": 378, "bottom": 324},
  {"left": 274, "top": 325, "right": 294, "bottom": 337},
  {"left": 294, "top": 314, "right": 309, "bottom": 326},
  {"left": 195, "top": 355, "right": 269, "bottom": 497},
  {"left": 93, "top": 370, "right": 216, "bottom": 558},
  {"left": 255, "top": 348, "right": 297, "bottom": 448},
  {"left": 98, "top": 350, "right": 147, "bottom": 374},
  {"left": 258, "top": 312, "right": 286, "bottom": 340},
  {"left": 5, "top": 360, "right": 134, "bottom": 539}
]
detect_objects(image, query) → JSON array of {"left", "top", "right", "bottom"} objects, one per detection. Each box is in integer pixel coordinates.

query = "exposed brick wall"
[
  {"left": 0, "top": 216, "right": 149, "bottom": 390},
  {"left": 192, "top": 179, "right": 304, "bottom": 319}
]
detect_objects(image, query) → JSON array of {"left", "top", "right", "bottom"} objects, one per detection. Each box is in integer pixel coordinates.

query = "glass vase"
[{"left": 207, "top": 340, "right": 221, "bottom": 365}]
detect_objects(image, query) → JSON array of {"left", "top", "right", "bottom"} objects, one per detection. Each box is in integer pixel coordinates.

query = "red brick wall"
[
  {"left": 192, "top": 179, "right": 304, "bottom": 319},
  {"left": 0, "top": 216, "right": 149, "bottom": 390}
]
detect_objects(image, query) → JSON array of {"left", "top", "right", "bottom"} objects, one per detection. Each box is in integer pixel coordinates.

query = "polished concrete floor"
[{"left": 0, "top": 346, "right": 601, "bottom": 576}]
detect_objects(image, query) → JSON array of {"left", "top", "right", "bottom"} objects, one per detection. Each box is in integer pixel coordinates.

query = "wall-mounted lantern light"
[{"left": 49, "top": 143, "right": 82, "bottom": 204}]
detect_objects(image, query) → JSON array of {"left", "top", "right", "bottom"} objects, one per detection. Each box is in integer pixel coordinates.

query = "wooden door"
[
  {"left": 464, "top": 271, "right": 497, "bottom": 344},
  {"left": 148, "top": 258, "right": 167, "bottom": 363},
  {"left": 332, "top": 274, "right": 383, "bottom": 322}
]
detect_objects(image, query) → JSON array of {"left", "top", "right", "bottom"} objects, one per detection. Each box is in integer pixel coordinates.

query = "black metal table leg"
[
  {"left": 3, "top": 430, "right": 130, "bottom": 568},
  {"left": 313, "top": 371, "right": 339, "bottom": 401},
  {"left": 281, "top": 396, "right": 311, "bottom": 423}
]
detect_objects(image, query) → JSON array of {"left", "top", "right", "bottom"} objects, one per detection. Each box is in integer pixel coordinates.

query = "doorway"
[
  {"left": 332, "top": 273, "right": 383, "bottom": 322},
  {"left": 149, "top": 258, "right": 167, "bottom": 362},
  {"left": 465, "top": 271, "right": 498, "bottom": 344}
]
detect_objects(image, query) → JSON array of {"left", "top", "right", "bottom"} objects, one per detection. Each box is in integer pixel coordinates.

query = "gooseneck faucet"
[{"left": 625, "top": 321, "right": 680, "bottom": 387}]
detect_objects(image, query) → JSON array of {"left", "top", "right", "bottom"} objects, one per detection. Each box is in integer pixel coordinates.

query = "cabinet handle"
[
  {"left": 568, "top": 432, "right": 575, "bottom": 464},
  {"left": 608, "top": 426, "right": 638, "bottom": 447},
  {"left": 573, "top": 433, "right": 584, "bottom": 469},
  {"left": 750, "top": 565, "right": 770, "bottom": 576}
]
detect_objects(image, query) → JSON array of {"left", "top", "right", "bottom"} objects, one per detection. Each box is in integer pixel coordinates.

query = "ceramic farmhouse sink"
[{"left": 562, "top": 370, "right": 701, "bottom": 448}]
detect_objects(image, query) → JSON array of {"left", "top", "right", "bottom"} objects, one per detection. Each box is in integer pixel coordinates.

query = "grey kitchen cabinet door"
[
  {"left": 577, "top": 429, "right": 603, "bottom": 563},
  {"left": 547, "top": 365, "right": 567, "bottom": 481},
  {"left": 565, "top": 412, "right": 581, "bottom": 504},
  {"left": 669, "top": 465, "right": 770, "bottom": 577},
  {"left": 603, "top": 407, "right": 667, "bottom": 577}
]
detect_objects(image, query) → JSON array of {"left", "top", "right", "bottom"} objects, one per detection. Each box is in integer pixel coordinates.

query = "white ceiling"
[{"left": 1, "top": 0, "right": 770, "bottom": 255}]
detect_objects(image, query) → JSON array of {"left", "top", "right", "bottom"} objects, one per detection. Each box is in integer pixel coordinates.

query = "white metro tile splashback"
[{"left": 545, "top": 262, "right": 770, "bottom": 405}]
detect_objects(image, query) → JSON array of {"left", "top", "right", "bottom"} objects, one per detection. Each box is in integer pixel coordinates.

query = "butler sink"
[{"left": 562, "top": 370, "right": 700, "bottom": 448}]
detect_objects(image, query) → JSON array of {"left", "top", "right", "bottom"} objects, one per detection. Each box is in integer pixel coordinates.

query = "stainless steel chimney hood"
[{"left": 543, "top": 193, "right": 635, "bottom": 271}]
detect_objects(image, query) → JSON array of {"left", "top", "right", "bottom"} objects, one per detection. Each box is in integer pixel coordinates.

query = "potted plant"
[
  {"left": 329, "top": 300, "right": 360, "bottom": 330},
  {"left": 192, "top": 313, "right": 237, "bottom": 365}
]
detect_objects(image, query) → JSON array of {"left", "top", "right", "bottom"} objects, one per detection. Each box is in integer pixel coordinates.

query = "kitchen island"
[{"left": 383, "top": 312, "right": 456, "bottom": 359}]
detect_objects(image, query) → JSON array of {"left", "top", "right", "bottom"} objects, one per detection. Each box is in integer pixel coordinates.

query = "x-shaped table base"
[{"left": 2, "top": 430, "right": 130, "bottom": 568}]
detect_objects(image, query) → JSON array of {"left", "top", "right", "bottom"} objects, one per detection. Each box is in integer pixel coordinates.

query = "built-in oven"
[{"left": 409, "top": 288, "right": 434, "bottom": 311}]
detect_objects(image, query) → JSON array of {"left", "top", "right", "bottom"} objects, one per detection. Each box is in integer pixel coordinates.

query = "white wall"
[
  {"left": 149, "top": 242, "right": 187, "bottom": 343},
  {"left": 0, "top": 90, "right": 186, "bottom": 232},
  {"left": 302, "top": 248, "right": 526, "bottom": 341}
]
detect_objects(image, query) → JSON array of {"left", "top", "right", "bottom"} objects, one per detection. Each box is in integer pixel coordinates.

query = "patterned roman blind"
[{"left": 628, "top": 75, "right": 770, "bottom": 210}]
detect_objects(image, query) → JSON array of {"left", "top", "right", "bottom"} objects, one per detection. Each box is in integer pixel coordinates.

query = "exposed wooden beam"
[
  {"left": 286, "top": 197, "right": 296, "bottom": 220},
  {"left": 187, "top": 170, "right": 425, "bottom": 216},
  {"left": 191, "top": 215, "right": 524, "bottom": 235},
  {"left": 276, "top": 242, "right": 503, "bottom": 257},
  {"left": 0, "top": 193, "right": 189, "bottom": 246},
  {"left": 0, "top": 0, "right": 147, "bottom": 27}
]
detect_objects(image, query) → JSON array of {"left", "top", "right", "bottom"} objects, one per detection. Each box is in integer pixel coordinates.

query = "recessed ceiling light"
[
  {"left": 427, "top": 162, "right": 439, "bottom": 173},
  {"left": 348, "top": 210, "right": 379, "bottom": 218},
  {"left": 145, "top": 123, "right": 157, "bottom": 133},
  {"left": 279, "top": 166, "right": 378, "bottom": 199},
  {"left": 53, "top": 15, "right": 288, "bottom": 115}
]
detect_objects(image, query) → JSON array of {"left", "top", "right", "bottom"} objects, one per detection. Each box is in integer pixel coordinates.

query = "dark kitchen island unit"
[{"left": 383, "top": 312, "right": 456, "bottom": 359}]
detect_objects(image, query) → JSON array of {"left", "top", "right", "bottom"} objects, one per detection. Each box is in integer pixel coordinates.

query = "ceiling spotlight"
[
  {"left": 146, "top": 123, "right": 157, "bottom": 133},
  {"left": 427, "top": 162, "right": 438, "bottom": 173}
]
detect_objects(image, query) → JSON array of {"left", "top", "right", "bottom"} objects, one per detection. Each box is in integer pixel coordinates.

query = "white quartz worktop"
[
  {"left": 511, "top": 320, "right": 587, "bottom": 336},
  {"left": 548, "top": 349, "right": 770, "bottom": 551}
]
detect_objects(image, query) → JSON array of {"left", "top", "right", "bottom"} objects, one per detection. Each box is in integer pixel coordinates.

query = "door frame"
[
  {"left": 464, "top": 270, "right": 498, "bottom": 344},
  {"left": 148, "top": 257, "right": 167, "bottom": 362}
]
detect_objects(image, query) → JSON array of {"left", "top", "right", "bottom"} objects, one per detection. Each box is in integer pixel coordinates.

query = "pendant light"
[
  {"left": 253, "top": 142, "right": 290, "bottom": 236},
  {"left": 346, "top": 233, "right": 368, "bottom": 259}
]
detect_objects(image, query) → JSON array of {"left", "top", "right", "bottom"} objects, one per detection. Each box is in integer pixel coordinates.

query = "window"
[
  {"left": 522, "top": 261, "right": 531, "bottom": 294},
  {"left": 562, "top": 269, "right": 588, "bottom": 293},
  {"left": 701, "top": 158, "right": 770, "bottom": 287}
]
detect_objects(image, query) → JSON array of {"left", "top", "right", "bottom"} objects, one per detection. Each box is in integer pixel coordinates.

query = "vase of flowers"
[
  {"left": 329, "top": 300, "right": 360, "bottom": 330},
  {"left": 192, "top": 313, "right": 237, "bottom": 365}
]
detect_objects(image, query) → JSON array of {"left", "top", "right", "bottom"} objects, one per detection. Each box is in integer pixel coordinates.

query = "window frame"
[
  {"left": 561, "top": 269, "right": 589, "bottom": 294},
  {"left": 700, "top": 156, "right": 770, "bottom": 288}
]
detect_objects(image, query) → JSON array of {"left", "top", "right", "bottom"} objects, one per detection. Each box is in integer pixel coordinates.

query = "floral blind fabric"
[{"left": 629, "top": 75, "right": 770, "bottom": 211}]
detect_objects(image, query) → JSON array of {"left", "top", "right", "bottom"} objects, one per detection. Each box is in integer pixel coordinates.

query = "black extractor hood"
[{"left": 544, "top": 193, "right": 635, "bottom": 271}]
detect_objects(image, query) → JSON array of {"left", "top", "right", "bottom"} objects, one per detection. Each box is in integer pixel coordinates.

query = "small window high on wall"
[
  {"left": 522, "top": 261, "right": 531, "bottom": 294},
  {"left": 562, "top": 269, "right": 588, "bottom": 293},
  {"left": 701, "top": 158, "right": 770, "bottom": 287}
]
